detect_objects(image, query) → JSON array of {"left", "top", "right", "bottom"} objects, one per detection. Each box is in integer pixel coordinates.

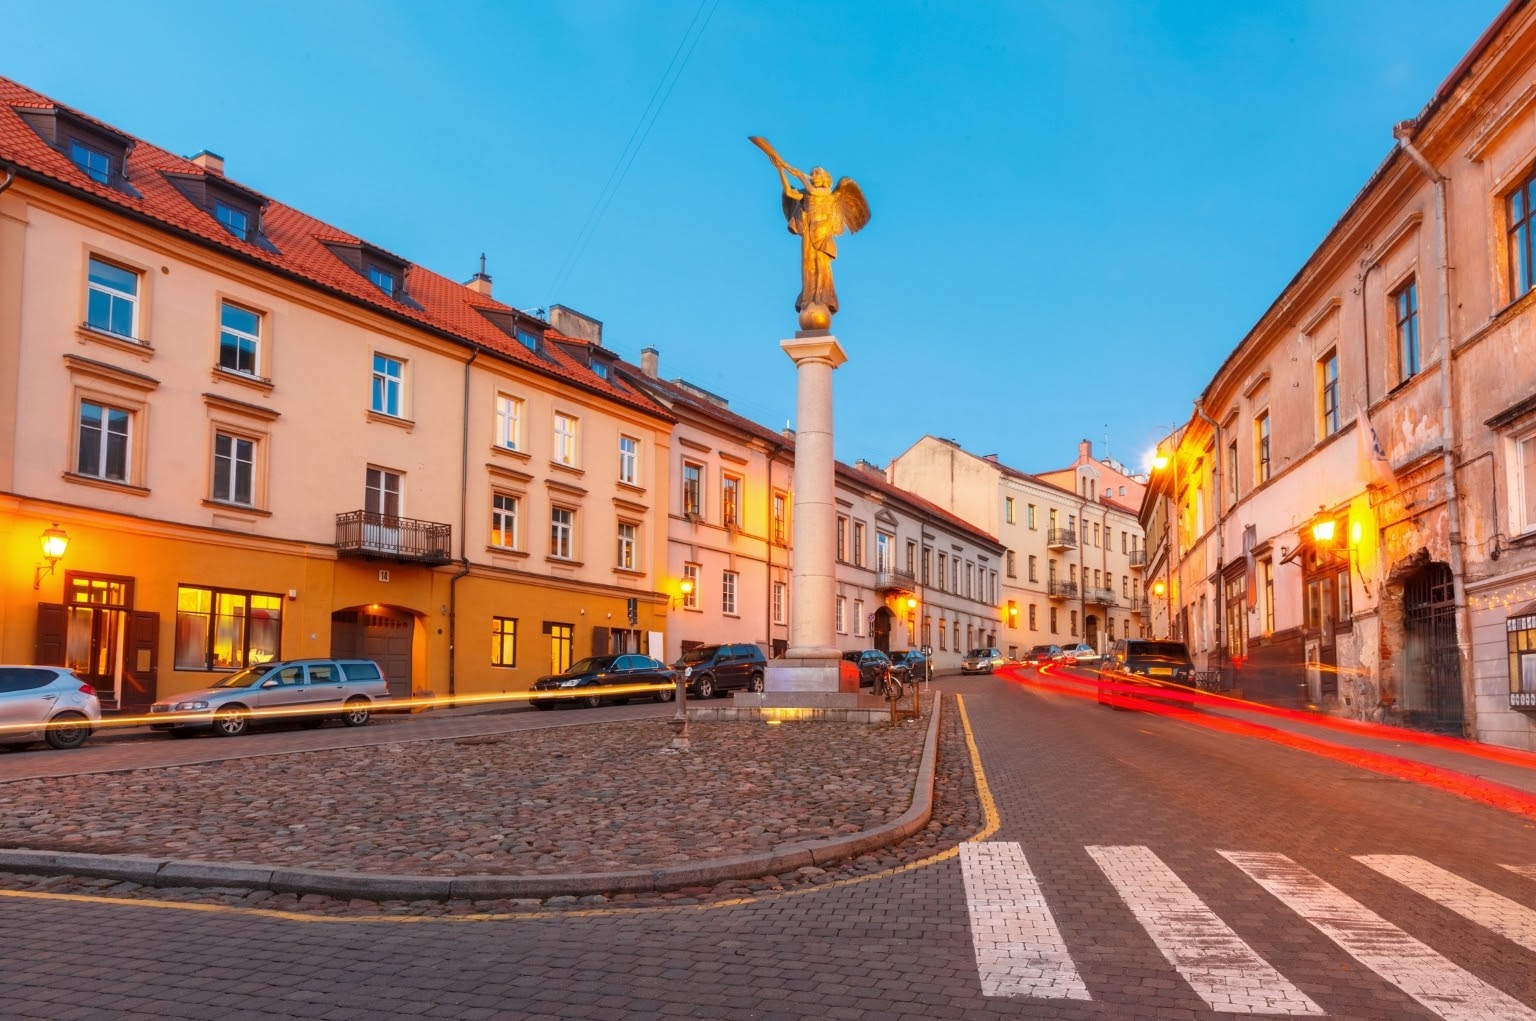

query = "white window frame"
[
  {"left": 618, "top": 435, "right": 639, "bottom": 485},
  {"left": 617, "top": 521, "right": 637, "bottom": 570},
  {"left": 491, "top": 493, "right": 519, "bottom": 550},
  {"left": 1318, "top": 350, "right": 1340, "bottom": 438},
  {"left": 550, "top": 506, "right": 575, "bottom": 559},
  {"left": 366, "top": 466, "right": 403, "bottom": 517},
  {"left": 211, "top": 431, "right": 256, "bottom": 506},
  {"left": 854, "top": 599, "right": 865, "bottom": 637},
  {"left": 76, "top": 399, "right": 132, "bottom": 483},
  {"left": 683, "top": 562, "right": 700, "bottom": 610},
  {"left": 1515, "top": 429, "right": 1536, "bottom": 536},
  {"left": 86, "top": 256, "right": 139, "bottom": 339},
  {"left": 722, "top": 570, "right": 738, "bottom": 615},
  {"left": 218, "top": 301, "right": 262, "bottom": 378},
  {"left": 495, "top": 395, "right": 523, "bottom": 451},
  {"left": 1005, "top": 497, "right": 1016, "bottom": 524},
  {"left": 372, "top": 354, "right": 404, "bottom": 417},
  {"left": 553, "top": 413, "right": 579, "bottom": 467},
  {"left": 772, "top": 581, "right": 786, "bottom": 624},
  {"left": 835, "top": 595, "right": 847, "bottom": 634}
]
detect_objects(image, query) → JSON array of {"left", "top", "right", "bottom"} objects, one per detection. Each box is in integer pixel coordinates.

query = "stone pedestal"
[{"left": 767, "top": 332, "right": 848, "bottom": 696}]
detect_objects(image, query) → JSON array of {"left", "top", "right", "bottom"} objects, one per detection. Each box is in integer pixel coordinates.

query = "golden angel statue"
[{"left": 750, "top": 136, "right": 871, "bottom": 331}]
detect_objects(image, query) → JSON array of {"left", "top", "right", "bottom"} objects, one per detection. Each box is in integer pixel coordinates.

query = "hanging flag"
[
  {"left": 1243, "top": 525, "right": 1258, "bottom": 609},
  {"left": 1356, "top": 402, "right": 1395, "bottom": 490}
]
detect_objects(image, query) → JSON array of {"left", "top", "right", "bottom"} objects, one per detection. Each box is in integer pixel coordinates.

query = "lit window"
[
  {"left": 683, "top": 563, "right": 700, "bottom": 609},
  {"left": 723, "top": 571, "right": 739, "bottom": 615},
  {"left": 682, "top": 462, "right": 703, "bottom": 516},
  {"left": 174, "top": 586, "right": 282, "bottom": 671},
  {"left": 1394, "top": 280, "right": 1420, "bottom": 381},
  {"left": 367, "top": 265, "right": 396, "bottom": 298},
  {"left": 215, "top": 201, "right": 250, "bottom": 241},
  {"left": 495, "top": 395, "right": 522, "bottom": 450},
  {"left": 219, "top": 301, "right": 262, "bottom": 377},
  {"left": 553, "top": 413, "right": 579, "bottom": 467},
  {"left": 550, "top": 507, "right": 574, "bottom": 559},
  {"left": 76, "top": 401, "right": 130, "bottom": 482},
  {"left": 491, "top": 493, "right": 518, "bottom": 549},
  {"left": 722, "top": 474, "right": 741, "bottom": 528},
  {"left": 70, "top": 140, "right": 110, "bottom": 184},
  {"left": 618, "top": 435, "right": 638, "bottom": 484},
  {"left": 86, "top": 256, "right": 139, "bottom": 338},
  {"left": 492, "top": 617, "right": 517, "bottom": 668},
  {"left": 372, "top": 354, "right": 404, "bottom": 417},
  {"left": 773, "top": 492, "right": 788, "bottom": 544},
  {"left": 617, "top": 522, "right": 637, "bottom": 570},
  {"left": 212, "top": 432, "right": 255, "bottom": 506}
]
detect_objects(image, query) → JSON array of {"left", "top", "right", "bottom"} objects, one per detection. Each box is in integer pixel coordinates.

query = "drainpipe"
[
  {"left": 1392, "top": 121, "right": 1474, "bottom": 737},
  {"left": 1194, "top": 401, "right": 1222, "bottom": 667},
  {"left": 0, "top": 162, "right": 14, "bottom": 195},
  {"left": 447, "top": 346, "right": 481, "bottom": 702}
]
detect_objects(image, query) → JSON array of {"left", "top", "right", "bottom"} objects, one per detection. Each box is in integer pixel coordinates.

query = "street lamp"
[{"left": 33, "top": 524, "right": 69, "bottom": 589}]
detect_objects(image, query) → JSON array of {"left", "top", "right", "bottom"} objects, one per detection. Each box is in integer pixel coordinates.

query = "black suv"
[
  {"left": 1097, "top": 639, "right": 1195, "bottom": 707},
  {"left": 673, "top": 643, "right": 766, "bottom": 698}
]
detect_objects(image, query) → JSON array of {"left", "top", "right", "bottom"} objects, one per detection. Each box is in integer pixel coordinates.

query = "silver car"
[
  {"left": 0, "top": 666, "right": 101, "bottom": 750},
  {"left": 149, "top": 658, "right": 390, "bottom": 738},
  {"left": 960, "top": 647, "right": 1006, "bottom": 675}
]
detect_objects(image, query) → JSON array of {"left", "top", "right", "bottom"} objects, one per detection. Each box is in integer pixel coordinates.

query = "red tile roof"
[{"left": 0, "top": 77, "right": 671, "bottom": 423}]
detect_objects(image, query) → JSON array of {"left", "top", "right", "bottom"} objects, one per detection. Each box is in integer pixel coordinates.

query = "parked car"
[
  {"left": 532, "top": 654, "right": 675, "bottom": 709},
  {"left": 148, "top": 658, "right": 390, "bottom": 737},
  {"left": 0, "top": 666, "right": 100, "bottom": 750},
  {"left": 1097, "top": 639, "right": 1196, "bottom": 708},
  {"left": 888, "top": 649, "right": 931, "bottom": 686},
  {"left": 1024, "top": 644, "right": 1063, "bottom": 666},
  {"left": 842, "top": 649, "right": 894, "bottom": 694},
  {"left": 961, "top": 647, "right": 1006, "bottom": 674},
  {"left": 1061, "top": 643, "right": 1102, "bottom": 665},
  {"left": 671, "top": 643, "right": 766, "bottom": 699}
]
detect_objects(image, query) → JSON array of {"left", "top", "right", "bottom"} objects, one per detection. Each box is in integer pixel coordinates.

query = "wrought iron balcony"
[
  {"left": 1083, "top": 587, "right": 1118, "bottom": 606},
  {"left": 1129, "top": 549, "right": 1148, "bottom": 569},
  {"left": 875, "top": 567, "right": 916, "bottom": 593},
  {"left": 1047, "top": 579, "right": 1078, "bottom": 599},
  {"left": 1047, "top": 527, "right": 1078, "bottom": 550},
  {"left": 335, "top": 511, "right": 452, "bottom": 564}
]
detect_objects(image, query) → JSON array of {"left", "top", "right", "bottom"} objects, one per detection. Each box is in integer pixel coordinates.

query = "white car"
[
  {"left": 961, "top": 648, "right": 1006, "bottom": 674},
  {"left": 1061, "top": 643, "right": 1102, "bottom": 665},
  {"left": 0, "top": 666, "right": 101, "bottom": 750}
]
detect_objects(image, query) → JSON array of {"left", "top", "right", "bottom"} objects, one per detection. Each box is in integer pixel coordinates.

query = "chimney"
[
  {"left": 466, "top": 253, "right": 493, "bottom": 296},
  {"left": 1079, "top": 438, "right": 1093, "bottom": 461},
  {"left": 191, "top": 150, "right": 224, "bottom": 176},
  {"left": 782, "top": 423, "right": 796, "bottom": 441},
  {"left": 640, "top": 347, "right": 659, "bottom": 378},
  {"left": 855, "top": 459, "right": 886, "bottom": 478}
]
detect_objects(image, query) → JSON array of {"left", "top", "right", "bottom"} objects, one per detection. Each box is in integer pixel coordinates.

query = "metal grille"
[{"left": 1402, "top": 562, "right": 1464, "bottom": 734}]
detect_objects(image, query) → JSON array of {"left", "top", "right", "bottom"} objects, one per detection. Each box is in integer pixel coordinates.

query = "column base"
[{"left": 764, "top": 656, "right": 844, "bottom": 694}]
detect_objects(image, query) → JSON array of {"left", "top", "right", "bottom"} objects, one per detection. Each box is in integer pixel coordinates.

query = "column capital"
[{"left": 780, "top": 334, "right": 847, "bottom": 369}]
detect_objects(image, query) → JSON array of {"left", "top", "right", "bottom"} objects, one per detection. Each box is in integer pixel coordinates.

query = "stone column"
[{"left": 765, "top": 332, "right": 846, "bottom": 693}]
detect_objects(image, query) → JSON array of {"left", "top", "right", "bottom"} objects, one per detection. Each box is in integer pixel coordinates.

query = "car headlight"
[
  {"left": 174, "top": 700, "right": 210, "bottom": 711},
  {"left": 558, "top": 679, "right": 581, "bottom": 688}
]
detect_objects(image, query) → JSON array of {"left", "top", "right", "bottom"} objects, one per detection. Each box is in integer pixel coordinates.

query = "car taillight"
[{"left": 78, "top": 683, "right": 97, "bottom": 696}]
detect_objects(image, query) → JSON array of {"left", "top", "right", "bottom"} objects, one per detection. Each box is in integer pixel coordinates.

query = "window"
[
  {"left": 617, "top": 522, "right": 637, "bottom": 570},
  {"left": 1049, "top": 607, "right": 1058, "bottom": 634},
  {"left": 722, "top": 474, "right": 741, "bottom": 528},
  {"left": 592, "top": 361, "right": 609, "bottom": 380},
  {"left": 70, "top": 140, "right": 111, "bottom": 183},
  {"left": 1508, "top": 610, "right": 1536, "bottom": 701},
  {"left": 773, "top": 492, "right": 789, "bottom": 544},
  {"left": 1255, "top": 411, "right": 1271, "bottom": 484},
  {"left": 1318, "top": 350, "right": 1340, "bottom": 437},
  {"left": 1225, "top": 573, "right": 1247, "bottom": 661},
  {"left": 906, "top": 540, "right": 917, "bottom": 574},
  {"left": 1509, "top": 168, "right": 1536, "bottom": 298},
  {"left": 371, "top": 354, "right": 404, "bottom": 417},
  {"left": 952, "top": 557, "right": 960, "bottom": 592},
  {"left": 215, "top": 201, "right": 250, "bottom": 241},
  {"left": 1227, "top": 440, "right": 1238, "bottom": 506},
  {"left": 217, "top": 301, "right": 262, "bottom": 377},
  {"left": 1028, "top": 604, "right": 1037, "bottom": 629},
  {"left": 550, "top": 507, "right": 575, "bottom": 559},
  {"left": 76, "top": 400, "right": 130, "bottom": 482},
  {"left": 366, "top": 466, "right": 402, "bottom": 517},
  {"left": 211, "top": 432, "right": 255, "bottom": 506},
  {"left": 1518, "top": 431, "right": 1536, "bottom": 535},
  {"left": 495, "top": 395, "right": 523, "bottom": 451},
  {"left": 516, "top": 329, "right": 540, "bottom": 352},
  {"left": 853, "top": 599, "right": 864, "bottom": 636},
  {"left": 1093, "top": 523, "right": 1101, "bottom": 547},
  {"left": 683, "top": 462, "right": 703, "bottom": 517},
  {"left": 1028, "top": 554, "right": 1038, "bottom": 582},
  {"left": 1005, "top": 497, "right": 1016, "bottom": 524},
  {"left": 86, "top": 256, "right": 138, "bottom": 338},
  {"left": 1027, "top": 504, "right": 1037, "bottom": 529},
  {"left": 553, "top": 413, "right": 579, "bottom": 467},
  {"left": 1122, "top": 531, "right": 1128, "bottom": 554},
  {"left": 1263, "top": 559, "right": 1275, "bottom": 634},
  {"left": 1394, "top": 280, "right": 1420, "bottom": 382},
  {"left": 922, "top": 547, "right": 931, "bottom": 584},
  {"left": 367, "top": 265, "right": 396, "bottom": 298},
  {"left": 877, "top": 533, "right": 892, "bottom": 572},
  {"left": 683, "top": 563, "right": 700, "bottom": 609},
  {"left": 837, "top": 515, "right": 849, "bottom": 561},
  {"left": 852, "top": 521, "right": 865, "bottom": 566},
  {"left": 939, "top": 618, "right": 947, "bottom": 650},
  {"left": 547, "top": 622, "right": 574, "bottom": 674},
  {"left": 836, "top": 596, "right": 847, "bottom": 634},
  {"left": 722, "top": 570, "right": 738, "bottom": 614},
  {"left": 174, "top": 586, "right": 282, "bottom": 671},
  {"left": 937, "top": 553, "right": 947, "bottom": 590},
  {"left": 492, "top": 617, "right": 517, "bottom": 667},
  {"left": 618, "top": 435, "right": 638, "bottom": 485},
  {"left": 773, "top": 581, "right": 786, "bottom": 624},
  {"left": 1006, "top": 550, "right": 1017, "bottom": 577},
  {"left": 491, "top": 493, "right": 518, "bottom": 549}
]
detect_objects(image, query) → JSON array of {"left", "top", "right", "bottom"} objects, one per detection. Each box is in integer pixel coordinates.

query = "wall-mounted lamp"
[
  {"left": 1006, "top": 599, "right": 1019, "bottom": 626},
  {"left": 1152, "top": 453, "right": 1170, "bottom": 471},
  {"left": 33, "top": 524, "right": 69, "bottom": 589},
  {"left": 1152, "top": 579, "right": 1166, "bottom": 597},
  {"left": 673, "top": 577, "right": 695, "bottom": 608}
]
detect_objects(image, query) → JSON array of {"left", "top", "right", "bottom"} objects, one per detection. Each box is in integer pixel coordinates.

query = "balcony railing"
[
  {"left": 335, "top": 511, "right": 452, "bottom": 564},
  {"left": 875, "top": 567, "right": 916, "bottom": 592},
  {"left": 1084, "top": 587, "right": 1118, "bottom": 606},
  {"left": 1047, "top": 527, "right": 1078, "bottom": 550},
  {"left": 1129, "top": 549, "right": 1148, "bottom": 569},
  {"left": 1047, "top": 579, "right": 1077, "bottom": 599},
  {"left": 1126, "top": 595, "right": 1147, "bottom": 614}
]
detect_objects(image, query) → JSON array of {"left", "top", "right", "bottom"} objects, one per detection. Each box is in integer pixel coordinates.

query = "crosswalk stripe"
[
  {"left": 959, "top": 841, "right": 1091, "bottom": 1000},
  {"left": 1087, "top": 845, "right": 1323, "bottom": 1015},
  {"left": 1358, "top": 856, "right": 1536, "bottom": 955},
  {"left": 1223, "top": 850, "right": 1536, "bottom": 1021}
]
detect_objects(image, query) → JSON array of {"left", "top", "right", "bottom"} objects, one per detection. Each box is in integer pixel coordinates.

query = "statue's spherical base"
[{"left": 798, "top": 303, "right": 832, "bottom": 331}]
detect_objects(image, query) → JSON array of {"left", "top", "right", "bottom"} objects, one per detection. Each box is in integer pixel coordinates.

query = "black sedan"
[
  {"left": 842, "top": 649, "right": 894, "bottom": 694},
  {"left": 531, "top": 655, "right": 675, "bottom": 709},
  {"left": 888, "top": 650, "right": 931, "bottom": 686}
]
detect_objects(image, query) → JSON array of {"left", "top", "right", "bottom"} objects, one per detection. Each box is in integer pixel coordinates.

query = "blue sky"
[{"left": 3, "top": 0, "right": 1506, "bottom": 475}]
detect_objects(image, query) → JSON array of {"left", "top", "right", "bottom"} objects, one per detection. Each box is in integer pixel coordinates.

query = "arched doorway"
[
  {"left": 332, "top": 605, "right": 414, "bottom": 702},
  {"left": 1401, "top": 562, "right": 1463, "bottom": 734},
  {"left": 1084, "top": 613, "right": 1100, "bottom": 651},
  {"left": 872, "top": 606, "right": 893, "bottom": 652}
]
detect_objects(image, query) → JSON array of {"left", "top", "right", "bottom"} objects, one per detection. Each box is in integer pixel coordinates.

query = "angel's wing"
[{"left": 834, "top": 178, "right": 871, "bottom": 233}]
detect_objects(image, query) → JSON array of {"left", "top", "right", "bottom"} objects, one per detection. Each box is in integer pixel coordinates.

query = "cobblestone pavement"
[{"left": 0, "top": 695, "right": 982, "bottom": 916}]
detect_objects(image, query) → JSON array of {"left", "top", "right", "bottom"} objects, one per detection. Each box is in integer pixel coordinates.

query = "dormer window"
[
  {"left": 516, "top": 329, "right": 539, "bottom": 352},
  {"left": 592, "top": 361, "right": 609, "bottom": 380},
  {"left": 215, "top": 201, "right": 250, "bottom": 241},
  {"left": 70, "top": 140, "right": 111, "bottom": 184},
  {"left": 367, "top": 265, "right": 396, "bottom": 298}
]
